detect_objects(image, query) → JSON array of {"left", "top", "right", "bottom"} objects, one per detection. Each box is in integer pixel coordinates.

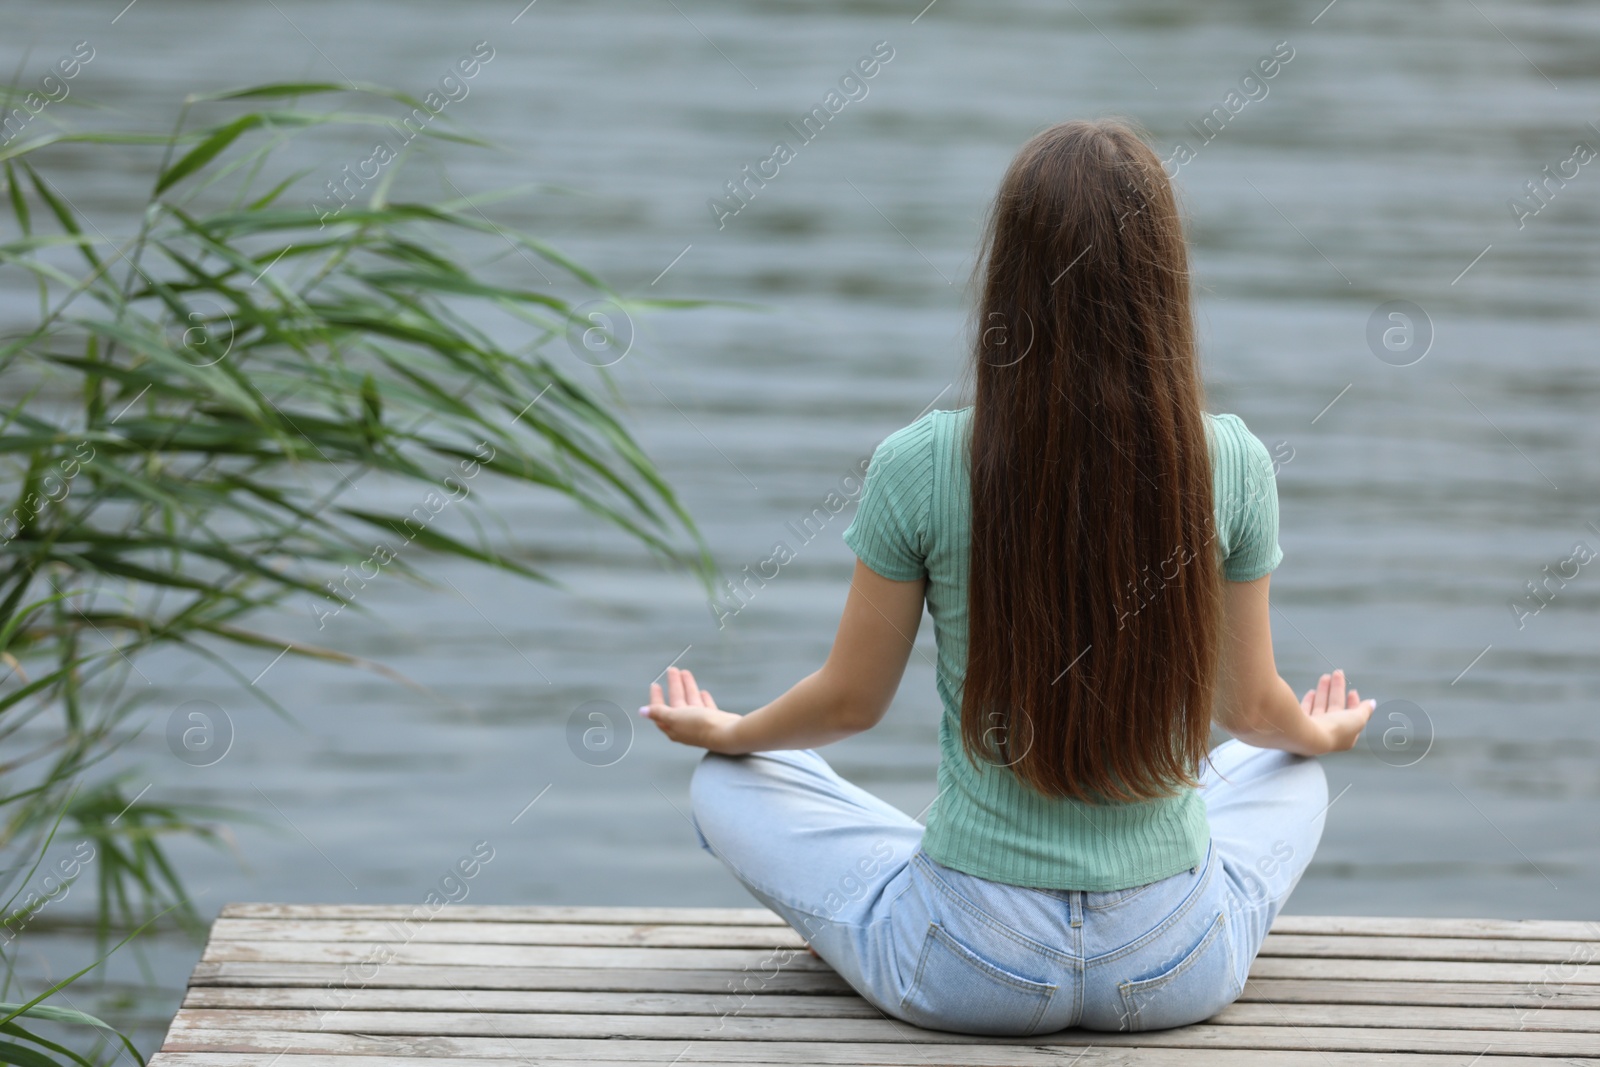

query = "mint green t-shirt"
[{"left": 841, "top": 407, "right": 1284, "bottom": 891}]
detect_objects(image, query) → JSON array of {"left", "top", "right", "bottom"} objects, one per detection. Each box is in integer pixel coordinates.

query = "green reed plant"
[{"left": 0, "top": 81, "right": 713, "bottom": 1063}]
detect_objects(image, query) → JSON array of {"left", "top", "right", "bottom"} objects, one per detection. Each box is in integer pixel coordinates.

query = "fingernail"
[{"left": 637, "top": 706, "right": 650, "bottom": 716}]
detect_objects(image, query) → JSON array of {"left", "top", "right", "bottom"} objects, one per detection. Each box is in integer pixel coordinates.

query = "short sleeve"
[
  {"left": 1215, "top": 415, "right": 1284, "bottom": 582},
  {"left": 841, "top": 418, "right": 935, "bottom": 581}
]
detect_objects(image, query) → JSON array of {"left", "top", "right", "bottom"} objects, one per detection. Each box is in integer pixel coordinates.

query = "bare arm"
[
  {"left": 643, "top": 560, "right": 925, "bottom": 753},
  {"left": 1213, "top": 574, "right": 1373, "bottom": 755}
]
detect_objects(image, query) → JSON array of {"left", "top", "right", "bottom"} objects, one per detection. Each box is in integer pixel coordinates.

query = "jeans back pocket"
[
  {"left": 1116, "top": 908, "right": 1237, "bottom": 1032},
  {"left": 896, "top": 921, "right": 1057, "bottom": 1036}
]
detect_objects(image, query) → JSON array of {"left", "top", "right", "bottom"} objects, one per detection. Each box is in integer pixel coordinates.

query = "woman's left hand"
[{"left": 642, "top": 665, "right": 745, "bottom": 753}]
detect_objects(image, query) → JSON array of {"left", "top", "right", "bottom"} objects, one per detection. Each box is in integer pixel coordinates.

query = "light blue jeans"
[{"left": 689, "top": 739, "right": 1326, "bottom": 1035}]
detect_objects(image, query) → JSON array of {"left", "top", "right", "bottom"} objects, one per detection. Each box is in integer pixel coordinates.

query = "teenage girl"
[{"left": 642, "top": 118, "right": 1375, "bottom": 1035}]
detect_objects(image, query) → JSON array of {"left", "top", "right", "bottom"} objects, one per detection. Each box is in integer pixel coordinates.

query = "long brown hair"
[{"left": 961, "top": 118, "right": 1222, "bottom": 803}]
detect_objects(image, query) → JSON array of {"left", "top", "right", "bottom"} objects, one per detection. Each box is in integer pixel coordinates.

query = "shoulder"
[
  {"left": 1204, "top": 410, "right": 1254, "bottom": 449},
  {"left": 867, "top": 406, "right": 965, "bottom": 475},
  {"left": 1204, "top": 411, "right": 1272, "bottom": 470},
  {"left": 879, "top": 405, "right": 963, "bottom": 451},
  {"left": 1204, "top": 412, "right": 1284, "bottom": 579},
  {"left": 1205, "top": 411, "right": 1281, "bottom": 530}
]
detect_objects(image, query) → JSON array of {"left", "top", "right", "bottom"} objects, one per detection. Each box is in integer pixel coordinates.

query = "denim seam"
[
  {"left": 1083, "top": 881, "right": 1159, "bottom": 911},
  {"left": 903, "top": 921, "right": 937, "bottom": 1009},
  {"left": 1120, "top": 908, "right": 1228, "bottom": 1030},
  {"left": 1071, "top": 901, "right": 1086, "bottom": 1027},
  {"left": 726, "top": 840, "right": 911, "bottom": 930},
  {"left": 738, "top": 874, "right": 837, "bottom": 925},
  {"left": 913, "top": 852, "right": 1078, "bottom": 965},
  {"left": 900, "top": 921, "right": 1055, "bottom": 1035},
  {"left": 689, "top": 779, "right": 844, "bottom": 926},
  {"left": 883, "top": 873, "right": 916, "bottom": 915},
  {"left": 1085, "top": 841, "right": 1218, "bottom": 967},
  {"left": 714, "top": 855, "right": 857, "bottom": 930},
  {"left": 1029, "top": 887, "right": 1079, "bottom": 903},
  {"left": 930, "top": 923, "right": 1059, "bottom": 996},
  {"left": 1117, "top": 909, "right": 1228, "bottom": 995}
]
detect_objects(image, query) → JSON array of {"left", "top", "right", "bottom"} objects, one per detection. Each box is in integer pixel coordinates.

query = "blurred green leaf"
[{"left": 0, "top": 80, "right": 718, "bottom": 1066}]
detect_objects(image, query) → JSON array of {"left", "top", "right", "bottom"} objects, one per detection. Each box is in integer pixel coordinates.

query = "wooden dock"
[{"left": 153, "top": 904, "right": 1600, "bottom": 1065}]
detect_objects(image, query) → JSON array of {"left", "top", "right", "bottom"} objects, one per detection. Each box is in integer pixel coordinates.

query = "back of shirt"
[{"left": 842, "top": 406, "right": 1284, "bottom": 891}]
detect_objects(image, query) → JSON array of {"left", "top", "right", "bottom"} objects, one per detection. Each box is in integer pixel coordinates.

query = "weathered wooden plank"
[
  {"left": 199, "top": 940, "right": 828, "bottom": 970},
  {"left": 179, "top": 964, "right": 1600, "bottom": 1010},
  {"left": 161, "top": 1015, "right": 1600, "bottom": 1057},
  {"left": 166, "top": 905, "right": 1600, "bottom": 1065},
  {"left": 198, "top": 938, "right": 1600, "bottom": 984},
  {"left": 146, "top": 1049, "right": 1600, "bottom": 1067},
  {"left": 181, "top": 987, "right": 879, "bottom": 1018},
  {"left": 217, "top": 906, "right": 1600, "bottom": 944},
  {"left": 218, "top": 904, "right": 785, "bottom": 926},
  {"left": 208, "top": 918, "right": 807, "bottom": 949},
  {"left": 1241, "top": 977, "right": 1600, "bottom": 1010},
  {"left": 1258, "top": 934, "right": 1600, "bottom": 964},
  {"left": 148, "top": 1047, "right": 1600, "bottom": 1067},
  {"left": 174, "top": 987, "right": 1600, "bottom": 1033},
  {"left": 1246, "top": 955, "right": 1600, "bottom": 985},
  {"left": 185, "top": 961, "right": 854, "bottom": 994},
  {"left": 1268, "top": 915, "right": 1600, "bottom": 943},
  {"left": 205, "top": 920, "right": 1600, "bottom": 965},
  {"left": 1209, "top": 1001, "right": 1600, "bottom": 1033}
]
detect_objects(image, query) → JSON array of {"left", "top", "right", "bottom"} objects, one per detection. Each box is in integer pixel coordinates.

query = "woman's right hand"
[{"left": 1300, "top": 668, "right": 1375, "bottom": 753}]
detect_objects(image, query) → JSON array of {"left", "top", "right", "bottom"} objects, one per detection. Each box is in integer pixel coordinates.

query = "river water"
[{"left": 3, "top": 0, "right": 1599, "bottom": 1048}]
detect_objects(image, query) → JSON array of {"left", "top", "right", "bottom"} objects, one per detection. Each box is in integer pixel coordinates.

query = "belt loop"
[{"left": 1069, "top": 890, "right": 1083, "bottom": 928}]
